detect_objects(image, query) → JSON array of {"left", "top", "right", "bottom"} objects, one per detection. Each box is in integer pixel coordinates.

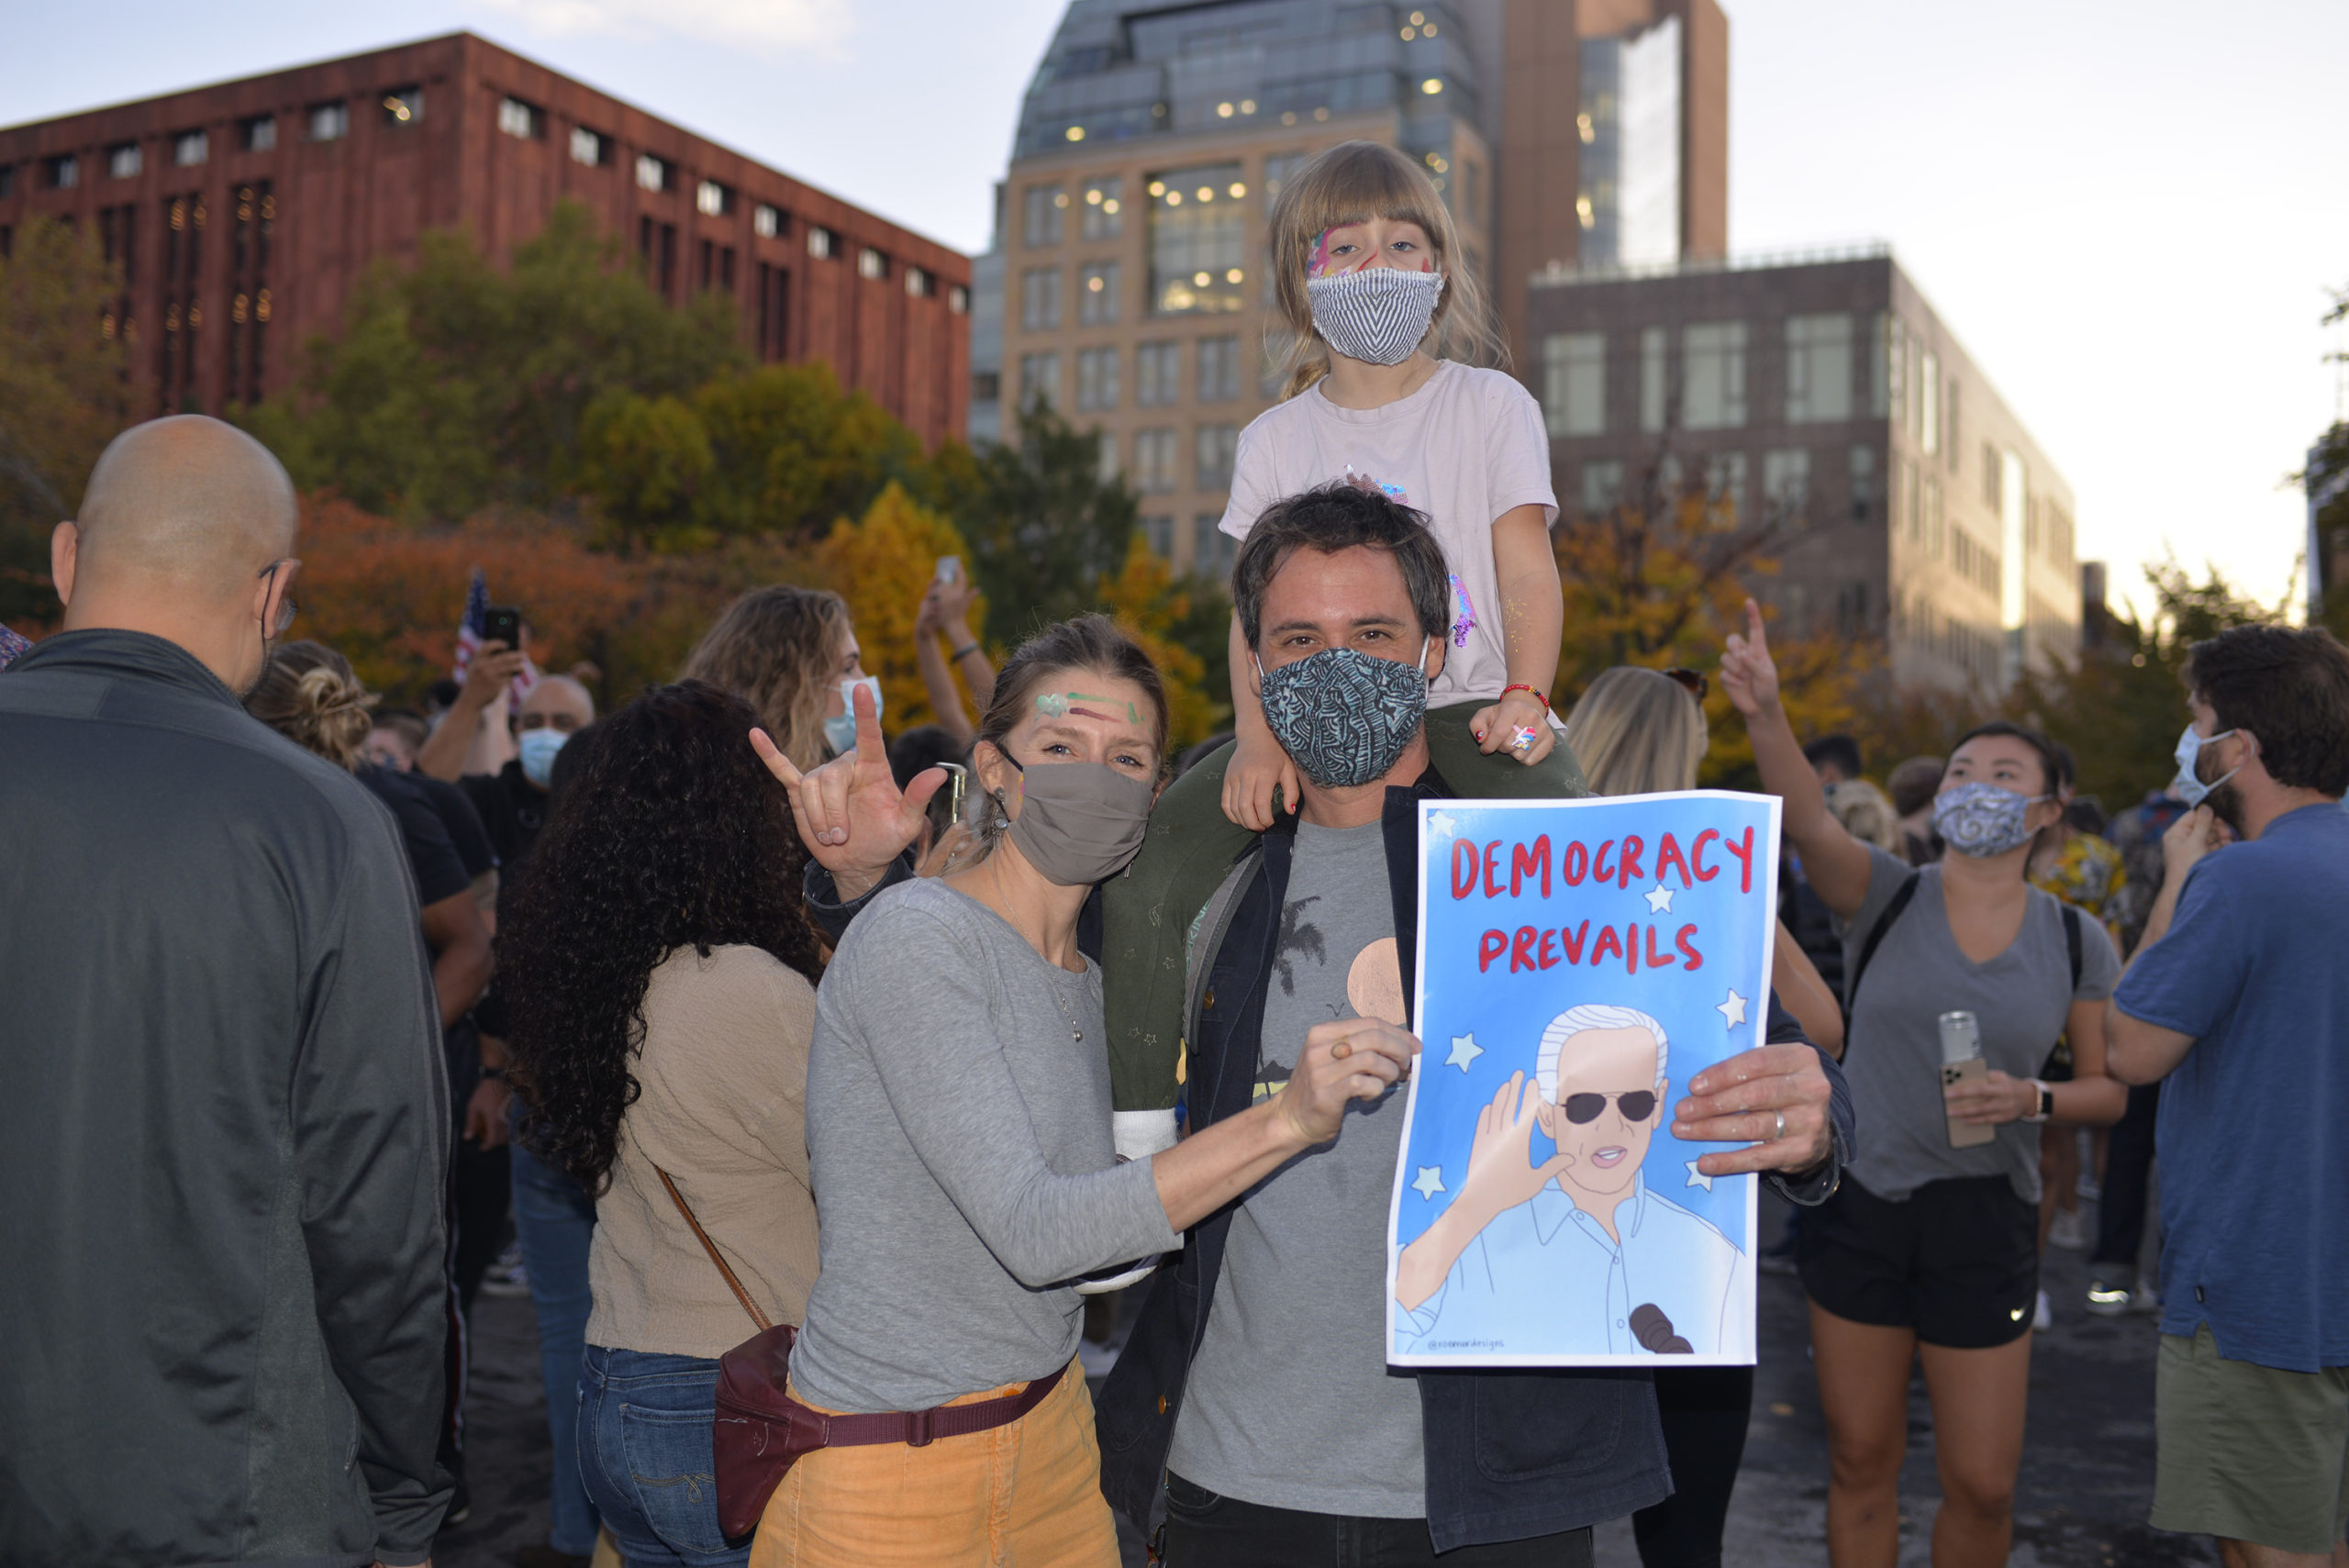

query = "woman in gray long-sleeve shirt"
[{"left": 748, "top": 616, "right": 1418, "bottom": 1568}]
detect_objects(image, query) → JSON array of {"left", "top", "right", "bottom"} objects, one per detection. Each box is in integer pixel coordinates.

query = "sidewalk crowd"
[{"left": 3, "top": 141, "right": 2343, "bottom": 1568}]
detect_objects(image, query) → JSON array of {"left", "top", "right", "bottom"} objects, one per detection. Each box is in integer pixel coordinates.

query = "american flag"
[{"left": 452, "top": 568, "right": 539, "bottom": 700}]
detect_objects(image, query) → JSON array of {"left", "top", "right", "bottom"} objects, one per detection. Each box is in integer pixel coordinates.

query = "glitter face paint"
[{"left": 1035, "top": 691, "right": 1141, "bottom": 724}]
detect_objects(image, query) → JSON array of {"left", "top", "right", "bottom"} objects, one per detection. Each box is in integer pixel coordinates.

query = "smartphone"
[
  {"left": 934, "top": 555, "right": 962, "bottom": 585},
  {"left": 1941, "top": 1059, "right": 1998, "bottom": 1149},
  {"left": 483, "top": 605, "right": 523, "bottom": 651}
]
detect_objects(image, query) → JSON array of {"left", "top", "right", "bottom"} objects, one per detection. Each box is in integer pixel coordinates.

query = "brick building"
[
  {"left": 1526, "top": 246, "right": 2079, "bottom": 692},
  {"left": 0, "top": 32, "right": 971, "bottom": 446}
]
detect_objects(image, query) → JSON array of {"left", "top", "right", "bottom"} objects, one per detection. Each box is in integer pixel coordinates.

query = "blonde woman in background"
[
  {"left": 682, "top": 585, "right": 879, "bottom": 771},
  {"left": 1829, "top": 779, "right": 1906, "bottom": 856},
  {"left": 1559, "top": 664, "right": 1847, "bottom": 1568}
]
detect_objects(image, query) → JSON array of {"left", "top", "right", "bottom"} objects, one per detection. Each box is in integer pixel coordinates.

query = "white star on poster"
[
  {"left": 1716, "top": 987, "right": 1748, "bottom": 1029},
  {"left": 1685, "top": 1160, "right": 1713, "bottom": 1192},
  {"left": 1427, "top": 810, "right": 1459, "bottom": 838},
  {"left": 1644, "top": 883, "right": 1675, "bottom": 914},
  {"left": 1445, "top": 1033, "right": 1484, "bottom": 1072},
  {"left": 1411, "top": 1165, "right": 1447, "bottom": 1200}
]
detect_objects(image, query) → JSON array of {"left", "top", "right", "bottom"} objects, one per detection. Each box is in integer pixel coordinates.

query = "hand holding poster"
[{"left": 1386, "top": 791, "right": 1782, "bottom": 1367}]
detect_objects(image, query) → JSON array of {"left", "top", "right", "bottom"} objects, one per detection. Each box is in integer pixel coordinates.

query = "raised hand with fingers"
[
  {"left": 1459, "top": 1072, "right": 1575, "bottom": 1221},
  {"left": 749, "top": 682, "right": 941, "bottom": 902},
  {"left": 1718, "top": 598, "right": 1781, "bottom": 717}
]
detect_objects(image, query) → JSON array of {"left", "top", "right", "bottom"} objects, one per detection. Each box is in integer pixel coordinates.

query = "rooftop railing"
[{"left": 1531, "top": 240, "right": 1892, "bottom": 288}]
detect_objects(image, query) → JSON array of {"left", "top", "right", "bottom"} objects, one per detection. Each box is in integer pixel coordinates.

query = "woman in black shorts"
[{"left": 1721, "top": 603, "right": 2125, "bottom": 1568}]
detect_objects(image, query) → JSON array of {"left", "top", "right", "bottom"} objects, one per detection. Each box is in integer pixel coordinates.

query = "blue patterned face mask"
[
  {"left": 1254, "top": 641, "right": 1431, "bottom": 789},
  {"left": 1932, "top": 781, "right": 2051, "bottom": 857}
]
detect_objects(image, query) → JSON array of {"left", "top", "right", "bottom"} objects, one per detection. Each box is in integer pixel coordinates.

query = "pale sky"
[{"left": 6, "top": 0, "right": 2342, "bottom": 618}]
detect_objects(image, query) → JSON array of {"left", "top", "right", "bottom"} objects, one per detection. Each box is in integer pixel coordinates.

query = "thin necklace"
[
  {"left": 1046, "top": 977, "right": 1085, "bottom": 1044},
  {"left": 980, "top": 855, "right": 1085, "bottom": 1040}
]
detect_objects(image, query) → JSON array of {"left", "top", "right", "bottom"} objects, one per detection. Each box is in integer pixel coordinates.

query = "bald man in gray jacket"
[{"left": 0, "top": 417, "right": 452, "bottom": 1566}]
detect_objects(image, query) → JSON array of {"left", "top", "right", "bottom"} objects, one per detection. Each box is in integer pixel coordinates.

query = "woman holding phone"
[{"left": 1720, "top": 602, "right": 2124, "bottom": 1568}]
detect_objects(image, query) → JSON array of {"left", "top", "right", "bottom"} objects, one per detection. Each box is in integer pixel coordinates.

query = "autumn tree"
[
  {"left": 1097, "top": 534, "right": 1230, "bottom": 749},
  {"left": 813, "top": 483, "right": 983, "bottom": 729},
  {"left": 244, "top": 200, "right": 740, "bottom": 521},
  {"left": 0, "top": 217, "right": 128, "bottom": 626}
]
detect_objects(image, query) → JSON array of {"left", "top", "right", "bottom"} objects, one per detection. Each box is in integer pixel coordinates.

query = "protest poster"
[{"left": 1386, "top": 791, "right": 1783, "bottom": 1367}]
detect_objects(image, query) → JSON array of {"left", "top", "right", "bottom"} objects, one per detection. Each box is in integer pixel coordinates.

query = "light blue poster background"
[{"left": 1386, "top": 791, "right": 1782, "bottom": 1367}]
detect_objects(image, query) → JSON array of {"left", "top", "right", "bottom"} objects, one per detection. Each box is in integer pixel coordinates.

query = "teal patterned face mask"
[{"left": 1254, "top": 640, "right": 1431, "bottom": 788}]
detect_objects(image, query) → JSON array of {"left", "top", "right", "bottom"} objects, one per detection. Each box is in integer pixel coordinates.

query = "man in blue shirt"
[{"left": 2108, "top": 624, "right": 2349, "bottom": 1567}]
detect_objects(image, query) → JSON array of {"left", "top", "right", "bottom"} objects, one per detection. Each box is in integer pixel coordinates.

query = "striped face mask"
[{"left": 1306, "top": 267, "right": 1445, "bottom": 366}]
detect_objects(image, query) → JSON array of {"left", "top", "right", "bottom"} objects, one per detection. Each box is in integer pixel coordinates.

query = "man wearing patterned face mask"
[{"left": 1089, "top": 486, "right": 1850, "bottom": 1568}]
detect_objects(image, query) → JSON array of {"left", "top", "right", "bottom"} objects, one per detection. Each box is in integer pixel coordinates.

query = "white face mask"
[
  {"left": 2172, "top": 723, "right": 2239, "bottom": 808},
  {"left": 1306, "top": 267, "right": 1445, "bottom": 366}
]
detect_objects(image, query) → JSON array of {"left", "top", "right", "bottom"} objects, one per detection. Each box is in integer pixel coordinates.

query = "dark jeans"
[
  {"left": 578, "top": 1346, "right": 747, "bottom": 1567},
  {"left": 2091, "top": 1080, "right": 2162, "bottom": 1277},
  {"left": 1632, "top": 1367, "right": 1753, "bottom": 1568},
  {"left": 1161, "top": 1473, "right": 1595, "bottom": 1567}
]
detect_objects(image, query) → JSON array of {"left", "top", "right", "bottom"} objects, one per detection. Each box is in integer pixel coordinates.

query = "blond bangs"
[{"left": 1267, "top": 140, "right": 1502, "bottom": 400}]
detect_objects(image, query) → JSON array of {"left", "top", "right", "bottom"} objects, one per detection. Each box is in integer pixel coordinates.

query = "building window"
[
  {"left": 1640, "top": 326, "right": 1667, "bottom": 433},
  {"left": 240, "top": 116, "right": 277, "bottom": 152},
  {"left": 1703, "top": 451, "right": 1747, "bottom": 526},
  {"left": 1763, "top": 448, "right": 1811, "bottom": 521},
  {"left": 569, "top": 127, "right": 609, "bottom": 166},
  {"left": 1018, "top": 351, "right": 1061, "bottom": 410},
  {"left": 173, "top": 130, "right": 207, "bottom": 167},
  {"left": 1019, "top": 267, "right": 1062, "bottom": 330},
  {"left": 856, "top": 247, "right": 887, "bottom": 280},
  {"left": 1197, "top": 515, "right": 1236, "bottom": 574},
  {"left": 1134, "top": 428, "right": 1178, "bottom": 491},
  {"left": 1136, "top": 342, "right": 1180, "bottom": 407},
  {"left": 1918, "top": 350, "right": 1941, "bottom": 454},
  {"left": 46, "top": 155, "right": 79, "bottom": 190},
  {"left": 307, "top": 102, "right": 349, "bottom": 142},
  {"left": 906, "top": 265, "right": 934, "bottom": 298},
  {"left": 1849, "top": 444, "right": 1876, "bottom": 523},
  {"left": 1197, "top": 335, "right": 1242, "bottom": 403},
  {"left": 1078, "top": 261, "right": 1120, "bottom": 325},
  {"left": 1143, "top": 515, "right": 1175, "bottom": 557},
  {"left": 754, "top": 203, "right": 784, "bottom": 238},
  {"left": 382, "top": 87, "right": 424, "bottom": 128},
  {"left": 808, "top": 226, "right": 836, "bottom": 260},
  {"left": 1096, "top": 429, "right": 1120, "bottom": 483},
  {"left": 697, "top": 180, "right": 732, "bottom": 217},
  {"left": 108, "top": 143, "right": 143, "bottom": 181},
  {"left": 1081, "top": 177, "right": 1124, "bottom": 240},
  {"left": 948, "top": 284, "right": 969, "bottom": 315},
  {"left": 1836, "top": 581, "right": 1871, "bottom": 638},
  {"left": 1263, "top": 150, "right": 1308, "bottom": 213},
  {"left": 1923, "top": 474, "right": 1944, "bottom": 557},
  {"left": 1580, "top": 460, "right": 1624, "bottom": 516},
  {"left": 1785, "top": 314, "right": 1853, "bottom": 423},
  {"left": 0, "top": 166, "right": 14, "bottom": 202},
  {"left": 1148, "top": 163, "right": 1246, "bottom": 316},
  {"left": 1542, "top": 331, "right": 1606, "bottom": 437},
  {"left": 1023, "top": 184, "right": 1066, "bottom": 248},
  {"left": 498, "top": 97, "right": 541, "bottom": 139},
  {"left": 1195, "top": 424, "right": 1240, "bottom": 491},
  {"left": 636, "top": 154, "right": 672, "bottom": 193},
  {"left": 972, "top": 371, "right": 1001, "bottom": 403},
  {"left": 1076, "top": 347, "right": 1120, "bottom": 411},
  {"left": 1682, "top": 322, "right": 1746, "bottom": 429}
]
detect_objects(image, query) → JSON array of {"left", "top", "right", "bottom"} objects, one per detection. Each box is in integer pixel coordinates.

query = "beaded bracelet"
[{"left": 1499, "top": 684, "right": 1552, "bottom": 714}]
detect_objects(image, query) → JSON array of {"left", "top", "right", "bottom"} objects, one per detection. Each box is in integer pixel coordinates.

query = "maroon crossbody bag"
[{"left": 651, "top": 1167, "right": 1067, "bottom": 1540}]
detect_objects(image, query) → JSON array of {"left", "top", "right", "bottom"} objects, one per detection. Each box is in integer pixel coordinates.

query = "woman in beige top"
[{"left": 502, "top": 680, "right": 826, "bottom": 1568}]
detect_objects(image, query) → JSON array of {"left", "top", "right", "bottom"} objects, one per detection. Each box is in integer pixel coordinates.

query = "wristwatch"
[{"left": 2021, "top": 1078, "right": 2052, "bottom": 1123}]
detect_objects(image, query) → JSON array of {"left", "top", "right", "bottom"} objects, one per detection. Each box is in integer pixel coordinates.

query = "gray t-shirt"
[
  {"left": 1840, "top": 845, "right": 2120, "bottom": 1204},
  {"left": 1170, "top": 819, "right": 1425, "bottom": 1518},
  {"left": 790, "top": 878, "right": 1179, "bottom": 1413}
]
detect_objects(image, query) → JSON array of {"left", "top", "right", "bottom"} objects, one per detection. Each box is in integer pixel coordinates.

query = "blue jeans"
[
  {"left": 511, "top": 1138, "right": 602, "bottom": 1556},
  {"left": 578, "top": 1346, "right": 747, "bottom": 1567}
]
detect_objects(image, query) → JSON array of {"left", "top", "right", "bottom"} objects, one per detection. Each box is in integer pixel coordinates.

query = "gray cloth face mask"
[
  {"left": 997, "top": 755, "right": 1156, "bottom": 887},
  {"left": 1306, "top": 267, "right": 1446, "bottom": 366}
]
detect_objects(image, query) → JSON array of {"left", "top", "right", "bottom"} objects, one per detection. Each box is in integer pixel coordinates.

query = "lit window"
[
  {"left": 948, "top": 285, "right": 969, "bottom": 315},
  {"left": 1218, "top": 102, "right": 1235, "bottom": 118},
  {"left": 382, "top": 87, "right": 423, "bottom": 127},
  {"left": 856, "top": 247, "right": 887, "bottom": 280},
  {"left": 1148, "top": 161, "right": 1245, "bottom": 316},
  {"left": 240, "top": 116, "right": 276, "bottom": 152},
  {"left": 173, "top": 130, "right": 207, "bottom": 167},
  {"left": 308, "top": 102, "right": 349, "bottom": 142},
  {"left": 636, "top": 154, "right": 671, "bottom": 193},
  {"left": 808, "top": 227, "right": 836, "bottom": 260},
  {"left": 570, "top": 127, "right": 608, "bottom": 166},
  {"left": 107, "top": 143, "right": 142, "bottom": 180},
  {"left": 1064, "top": 126, "right": 1085, "bottom": 142},
  {"left": 1022, "top": 185, "right": 1064, "bottom": 248},
  {"left": 1081, "top": 177, "right": 1123, "bottom": 240},
  {"left": 1079, "top": 261, "right": 1120, "bottom": 325},
  {"left": 697, "top": 180, "right": 730, "bottom": 217},
  {"left": 1421, "top": 78, "right": 1443, "bottom": 95},
  {"left": 1542, "top": 331, "right": 1606, "bottom": 437},
  {"left": 753, "top": 203, "right": 782, "bottom": 238},
  {"left": 499, "top": 98, "right": 542, "bottom": 139}
]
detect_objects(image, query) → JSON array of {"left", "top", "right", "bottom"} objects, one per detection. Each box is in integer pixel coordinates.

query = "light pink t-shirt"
[{"left": 1218, "top": 360, "right": 1557, "bottom": 706}]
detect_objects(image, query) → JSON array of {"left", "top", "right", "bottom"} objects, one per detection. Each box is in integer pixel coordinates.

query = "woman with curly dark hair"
[{"left": 500, "top": 679, "right": 824, "bottom": 1568}]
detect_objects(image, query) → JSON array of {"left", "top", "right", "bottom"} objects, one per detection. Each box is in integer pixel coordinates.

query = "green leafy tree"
[
  {"left": 0, "top": 217, "right": 128, "bottom": 625},
  {"left": 244, "top": 200, "right": 740, "bottom": 520},
  {"left": 955, "top": 400, "right": 1143, "bottom": 640}
]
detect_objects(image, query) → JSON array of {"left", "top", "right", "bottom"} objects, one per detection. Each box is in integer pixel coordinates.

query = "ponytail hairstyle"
[
  {"left": 246, "top": 639, "right": 376, "bottom": 770},
  {"left": 1266, "top": 140, "right": 1503, "bottom": 401},
  {"left": 967, "top": 615, "right": 1169, "bottom": 862},
  {"left": 679, "top": 584, "right": 853, "bottom": 772}
]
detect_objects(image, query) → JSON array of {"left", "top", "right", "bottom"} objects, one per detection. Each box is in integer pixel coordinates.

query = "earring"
[{"left": 993, "top": 788, "right": 1011, "bottom": 831}]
